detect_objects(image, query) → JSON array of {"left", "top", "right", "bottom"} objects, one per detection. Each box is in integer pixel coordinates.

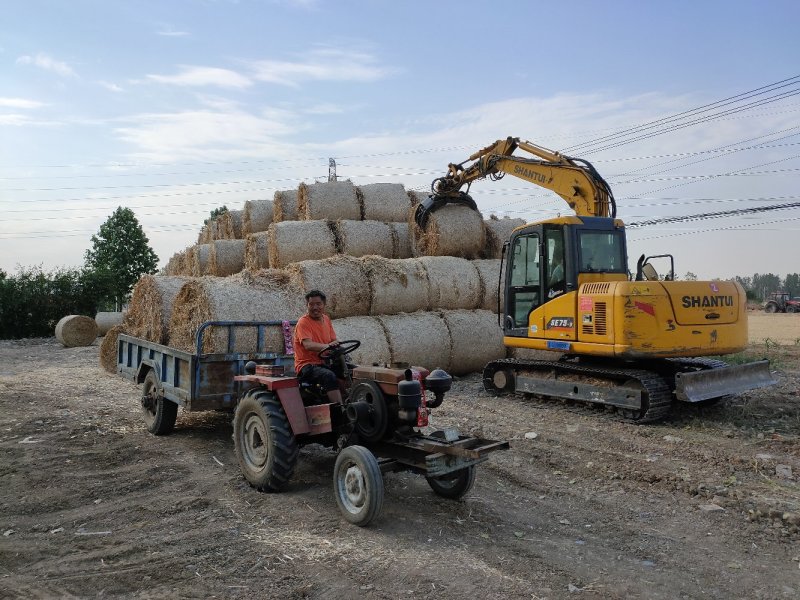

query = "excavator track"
[{"left": 483, "top": 358, "right": 673, "bottom": 423}]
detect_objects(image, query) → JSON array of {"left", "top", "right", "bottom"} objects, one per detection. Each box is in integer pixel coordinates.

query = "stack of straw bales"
[{"left": 113, "top": 180, "right": 518, "bottom": 375}]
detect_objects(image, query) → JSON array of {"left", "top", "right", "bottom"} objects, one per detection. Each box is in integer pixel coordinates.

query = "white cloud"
[
  {"left": 250, "top": 47, "right": 391, "bottom": 87},
  {"left": 0, "top": 97, "right": 45, "bottom": 109},
  {"left": 16, "top": 53, "right": 77, "bottom": 77},
  {"left": 114, "top": 107, "right": 302, "bottom": 162},
  {"left": 156, "top": 28, "right": 189, "bottom": 37},
  {"left": 98, "top": 81, "right": 125, "bottom": 93},
  {"left": 147, "top": 66, "right": 252, "bottom": 89}
]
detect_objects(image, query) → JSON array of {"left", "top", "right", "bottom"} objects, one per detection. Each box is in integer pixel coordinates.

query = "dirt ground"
[{"left": 1, "top": 315, "right": 799, "bottom": 599}]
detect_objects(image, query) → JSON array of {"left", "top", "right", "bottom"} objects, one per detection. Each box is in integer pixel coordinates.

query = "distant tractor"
[{"left": 763, "top": 292, "right": 800, "bottom": 313}]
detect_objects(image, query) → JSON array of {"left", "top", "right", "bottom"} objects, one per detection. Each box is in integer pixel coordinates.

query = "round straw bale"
[
  {"left": 377, "top": 312, "right": 452, "bottom": 371},
  {"left": 244, "top": 232, "right": 271, "bottom": 270},
  {"left": 439, "top": 309, "right": 506, "bottom": 375},
  {"left": 273, "top": 189, "right": 299, "bottom": 222},
  {"left": 411, "top": 204, "right": 486, "bottom": 259},
  {"left": 218, "top": 209, "right": 244, "bottom": 239},
  {"left": 331, "top": 316, "right": 391, "bottom": 367},
  {"left": 209, "top": 239, "right": 246, "bottom": 277},
  {"left": 194, "top": 244, "right": 211, "bottom": 276},
  {"left": 299, "top": 181, "right": 361, "bottom": 221},
  {"left": 55, "top": 315, "right": 98, "bottom": 348},
  {"left": 288, "top": 256, "right": 370, "bottom": 319},
  {"left": 99, "top": 323, "right": 126, "bottom": 373},
  {"left": 484, "top": 217, "right": 526, "bottom": 258},
  {"left": 243, "top": 199, "right": 274, "bottom": 235},
  {"left": 407, "top": 190, "right": 429, "bottom": 205},
  {"left": 472, "top": 259, "right": 505, "bottom": 311},
  {"left": 197, "top": 225, "right": 211, "bottom": 245},
  {"left": 336, "top": 220, "right": 394, "bottom": 258},
  {"left": 417, "top": 256, "right": 482, "bottom": 310},
  {"left": 364, "top": 257, "right": 429, "bottom": 315},
  {"left": 126, "top": 275, "right": 190, "bottom": 344},
  {"left": 390, "top": 222, "right": 414, "bottom": 259},
  {"left": 267, "top": 220, "right": 337, "bottom": 269},
  {"left": 168, "top": 274, "right": 305, "bottom": 354},
  {"left": 359, "top": 183, "right": 411, "bottom": 222},
  {"left": 95, "top": 311, "right": 125, "bottom": 336},
  {"left": 209, "top": 218, "right": 222, "bottom": 241}
]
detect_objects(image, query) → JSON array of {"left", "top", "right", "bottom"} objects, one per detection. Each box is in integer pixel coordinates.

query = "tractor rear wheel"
[
  {"left": 233, "top": 389, "right": 298, "bottom": 492},
  {"left": 764, "top": 302, "right": 778, "bottom": 313},
  {"left": 426, "top": 465, "right": 476, "bottom": 500},
  {"left": 141, "top": 370, "right": 177, "bottom": 436},
  {"left": 333, "top": 445, "right": 384, "bottom": 526}
]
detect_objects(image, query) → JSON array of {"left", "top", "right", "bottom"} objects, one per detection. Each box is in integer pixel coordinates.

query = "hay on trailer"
[
  {"left": 288, "top": 255, "right": 370, "bottom": 319},
  {"left": 209, "top": 239, "right": 246, "bottom": 277},
  {"left": 242, "top": 199, "right": 274, "bottom": 235},
  {"left": 218, "top": 209, "right": 244, "bottom": 239},
  {"left": 99, "top": 324, "right": 125, "bottom": 373},
  {"left": 126, "top": 275, "right": 190, "bottom": 344},
  {"left": 330, "top": 316, "right": 391, "bottom": 366},
  {"left": 95, "top": 311, "right": 125, "bottom": 336},
  {"left": 472, "top": 259, "right": 505, "bottom": 312},
  {"left": 168, "top": 274, "right": 305, "bottom": 354},
  {"left": 273, "top": 189, "right": 299, "bottom": 222},
  {"left": 298, "top": 181, "right": 361, "bottom": 221},
  {"left": 440, "top": 309, "right": 506, "bottom": 375},
  {"left": 364, "top": 257, "right": 429, "bottom": 315},
  {"left": 358, "top": 183, "right": 411, "bottom": 222},
  {"left": 377, "top": 312, "right": 452, "bottom": 371},
  {"left": 484, "top": 217, "right": 526, "bottom": 258},
  {"left": 336, "top": 220, "right": 394, "bottom": 258},
  {"left": 389, "top": 222, "right": 414, "bottom": 258},
  {"left": 55, "top": 315, "right": 98, "bottom": 348},
  {"left": 411, "top": 203, "right": 486, "bottom": 258},
  {"left": 244, "top": 232, "right": 271, "bottom": 270},
  {"left": 418, "top": 256, "right": 481, "bottom": 310},
  {"left": 267, "top": 220, "right": 337, "bottom": 269}
]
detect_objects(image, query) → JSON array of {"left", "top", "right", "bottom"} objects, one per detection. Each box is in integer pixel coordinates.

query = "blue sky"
[{"left": 1, "top": 0, "right": 799, "bottom": 280}]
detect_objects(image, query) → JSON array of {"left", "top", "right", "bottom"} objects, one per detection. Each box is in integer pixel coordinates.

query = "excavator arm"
[{"left": 416, "top": 136, "right": 616, "bottom": 227}]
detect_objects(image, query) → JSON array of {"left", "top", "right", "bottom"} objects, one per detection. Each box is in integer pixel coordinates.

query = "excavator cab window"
[
  {"left": 577, "top": 230, "right": 626, "bottom": 273},
  {"left": 508, "top": 233, "right": 541, "bottom": 329},
  {"left": 545, "top": 229, "right": 566, "bottom": 299}
]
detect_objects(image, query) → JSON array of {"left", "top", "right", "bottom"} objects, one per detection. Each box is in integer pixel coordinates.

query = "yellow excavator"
[{"left": 416, "top": 137, "right": 776, "bottom": 422}]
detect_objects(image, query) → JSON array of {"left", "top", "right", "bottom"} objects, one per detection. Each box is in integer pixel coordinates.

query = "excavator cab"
[{"left": 503, "top": 217, "right": 628, "bottom": 339}]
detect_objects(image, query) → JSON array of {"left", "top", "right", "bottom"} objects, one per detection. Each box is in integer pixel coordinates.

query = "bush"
[{"left": 0, "top": 266, "right": 111, "bottom": 339}]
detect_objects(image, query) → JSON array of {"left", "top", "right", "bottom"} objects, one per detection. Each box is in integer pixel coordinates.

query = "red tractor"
[
  {"left": 233, "top": 341, "right": 509, "bottom": 526},
  {"left": 763, "top": 292, "right": 800, "bottom": 313}
]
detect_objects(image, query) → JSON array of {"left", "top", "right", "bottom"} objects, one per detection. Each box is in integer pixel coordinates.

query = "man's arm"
[{"left": 301, "top": 338, "right": 338, "bottom": 352}]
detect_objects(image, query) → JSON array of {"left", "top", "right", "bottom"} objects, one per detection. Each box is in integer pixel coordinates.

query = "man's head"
[{"left": 305, "top": 290, "right": 327, "bottom": 320}]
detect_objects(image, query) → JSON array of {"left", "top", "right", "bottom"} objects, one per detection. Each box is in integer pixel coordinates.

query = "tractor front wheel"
[
  {"left": 333, "top": 445, "right": 384, "bottom": 526},
  {"left": 141, "top": 370, "right": 177, "bottom": 436},
  {"left": 233, "top": 390, "right": 298, "bottom": 492},
  {"left": 426, "top": 466, "right": 476, "bottom": 500}
]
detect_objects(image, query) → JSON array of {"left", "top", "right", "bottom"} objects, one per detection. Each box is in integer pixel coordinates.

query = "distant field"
[{"left": 748, "top": 312, "right": 800, "bottom": 344}]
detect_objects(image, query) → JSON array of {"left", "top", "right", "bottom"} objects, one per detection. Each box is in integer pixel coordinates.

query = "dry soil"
[{"left": 1, "top": 314, "right": 799, "bottom": 599}]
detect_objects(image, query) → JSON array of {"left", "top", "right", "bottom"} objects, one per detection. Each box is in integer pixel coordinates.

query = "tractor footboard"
[{"left": 372, "top": 430, "right": 509, "bottom": 477}]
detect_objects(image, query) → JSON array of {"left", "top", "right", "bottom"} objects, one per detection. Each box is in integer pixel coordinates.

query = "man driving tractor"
[{"left": 293, "top": 289, "right": 343, "bottom": 404}]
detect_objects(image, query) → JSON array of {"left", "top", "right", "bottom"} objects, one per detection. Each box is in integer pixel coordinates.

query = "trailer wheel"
[
  {"left": 233, "top": 390, "right": 298, "bottom": 492},
  {"left": 333, "top": 445, "right": 384, "bottom": 526},
  {"left": 426, "top": 465, "right": 476, "bottom": 500},
  {"left": 141, "top": 370, "right": 177, "bottom": 435}
]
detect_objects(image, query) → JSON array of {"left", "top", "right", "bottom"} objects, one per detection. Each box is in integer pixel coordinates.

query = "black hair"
[{"left": 305, "top": 289, "right": 326, "bottom": 303}]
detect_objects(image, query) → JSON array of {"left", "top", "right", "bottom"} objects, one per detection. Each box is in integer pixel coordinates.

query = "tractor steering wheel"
[{"left": 318, "top": 339, "right": 361, "bottom": 360}]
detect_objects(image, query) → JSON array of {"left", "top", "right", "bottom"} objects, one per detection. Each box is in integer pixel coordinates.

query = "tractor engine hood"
[{"left": 664, "top": 281, "right": 743, "bottom": 326}]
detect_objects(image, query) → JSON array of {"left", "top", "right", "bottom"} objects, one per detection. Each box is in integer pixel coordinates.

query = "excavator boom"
[{"left": 428, "top": 136, "right": 616, "bottom": 219}]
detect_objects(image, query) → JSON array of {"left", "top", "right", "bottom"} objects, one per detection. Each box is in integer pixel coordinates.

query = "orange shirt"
[{"left": 293, "top": 313, "right": 337, "bottom": 373}]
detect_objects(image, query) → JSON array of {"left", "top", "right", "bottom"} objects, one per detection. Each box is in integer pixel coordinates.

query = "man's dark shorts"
[{"left": 298, "top": 364, "right": 338, "bottom": 391}]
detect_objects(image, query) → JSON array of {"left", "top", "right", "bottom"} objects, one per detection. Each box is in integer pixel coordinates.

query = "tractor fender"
[{"left": 273, "top": 385, "right": 313, "bottom": 435}]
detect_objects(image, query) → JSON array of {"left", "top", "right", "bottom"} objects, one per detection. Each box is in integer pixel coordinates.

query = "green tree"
[
  {"left": 204, "top": 205, "right": 228, "bottom": 225},
  {"left": 784, "top": 273, "right": 800, "bottom": 297},
  {"left": 683, "top": 271, "right": 698, "bottom": 281},
  {"left": 84, "top": 207, "right": 158, "bottom": 309}
]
